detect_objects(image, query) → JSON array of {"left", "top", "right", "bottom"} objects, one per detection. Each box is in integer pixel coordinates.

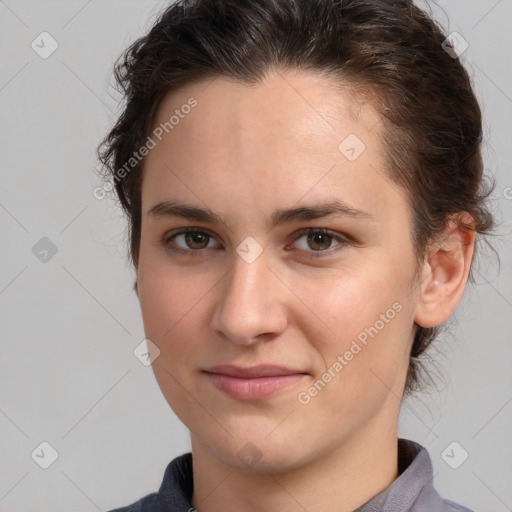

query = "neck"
[{"left": 190, "top": 419, "right": 399, "bottom": 512}]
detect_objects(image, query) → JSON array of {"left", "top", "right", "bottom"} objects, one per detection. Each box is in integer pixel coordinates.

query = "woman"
[{"left": 98, "top": 0, "right": 494, "bottom": 510}]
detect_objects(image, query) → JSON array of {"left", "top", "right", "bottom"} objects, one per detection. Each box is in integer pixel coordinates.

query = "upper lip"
[{"left": 204, "top": 364, "right": 307, "bottom": 378}]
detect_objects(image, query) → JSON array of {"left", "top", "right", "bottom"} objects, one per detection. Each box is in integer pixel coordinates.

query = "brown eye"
[
  {"left": 306, "top": 231, "right": 334, "bottom": 251},
  {"left": 163, "top": 229, "right": 220, "bottom": 255},
  {"left": 183, "top": 231, "right": 210, "bottom": 249},
  {"left": 290, "top": 228, "right": 347, "bottom": 258}
]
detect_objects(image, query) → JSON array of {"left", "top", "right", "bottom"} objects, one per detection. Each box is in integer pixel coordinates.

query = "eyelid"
[
  {"left": 162, "top": 227, "right": 221, "bottom": 255},
  {"left": 285, "top": 227, "right": 349, "bottom": 257},
  {"left": 162, "top": 226, "right": 350, "bottom": 257}
]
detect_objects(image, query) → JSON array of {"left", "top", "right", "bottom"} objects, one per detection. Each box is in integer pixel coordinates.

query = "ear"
[
  {"left": 134, "top": 278, "right": 139, "bottom": 297},
  {"left": 414, "top": 213, "right": 476, "bottom": 328}
]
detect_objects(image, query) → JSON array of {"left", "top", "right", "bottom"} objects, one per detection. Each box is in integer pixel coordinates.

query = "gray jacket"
[{"left": 108, "top": 438, "right": 473, "bottom": 512}]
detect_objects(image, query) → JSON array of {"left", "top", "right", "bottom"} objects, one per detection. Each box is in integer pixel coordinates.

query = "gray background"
[{"left": 0, "top": 1, "right": 511, "bottom": 511}]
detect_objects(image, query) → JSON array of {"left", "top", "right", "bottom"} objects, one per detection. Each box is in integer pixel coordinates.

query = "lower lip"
[{"left": 205, "top": 372, "right": 307, "bottom": 400}]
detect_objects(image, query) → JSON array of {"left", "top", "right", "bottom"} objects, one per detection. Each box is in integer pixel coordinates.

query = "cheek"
[
  {"left": 293, "top": 278, "right": 411, "bottom": 426},
  {"left": 137, "top": 261, "right": 206, "bottom": 354},
  {"left": 295, "top": 261, "right": 408, "bottom": 337},
  {"left": 292, "top": 259, "right": 413, "bottom": 379}
]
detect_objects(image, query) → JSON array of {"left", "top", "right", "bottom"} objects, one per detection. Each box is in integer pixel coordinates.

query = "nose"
[{"left": 210, "top": 248, "right": 288, "bottom": 346}]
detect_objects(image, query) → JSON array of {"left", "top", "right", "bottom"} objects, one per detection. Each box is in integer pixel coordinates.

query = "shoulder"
[
  {"left": 385, "top": 439, "right": 475, "bottom": 512},
  {"left": 106, "top": 492, "right": 159, "bottom": 512},
  {"left": 440, "top": 498, "right": 474, "bottom": 512},
  {"left": 105, "top": 452, "right": 193, "bottom": 512},
  {"left": 411, "top": 496, "right": 474, "bottom": 512},
  {"left": 411, "top": 489, "right": 474, "bottom": 512}
]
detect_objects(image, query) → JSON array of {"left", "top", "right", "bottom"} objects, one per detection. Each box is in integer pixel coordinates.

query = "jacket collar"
[{"left": 157, "top": 438, "right": 450, "bottom": 512}]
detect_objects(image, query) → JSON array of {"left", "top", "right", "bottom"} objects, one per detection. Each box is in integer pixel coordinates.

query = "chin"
[{"left": 197, "top": 426, "right": 314, "bottom": 475}]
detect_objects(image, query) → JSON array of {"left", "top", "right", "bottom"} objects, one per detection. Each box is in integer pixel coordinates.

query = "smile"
[{"left": 204, "top": 371, "right": 308, "bottom": 400}]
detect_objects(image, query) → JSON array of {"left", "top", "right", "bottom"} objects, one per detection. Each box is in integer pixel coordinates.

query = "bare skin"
[{"left": 135, "top": 69, "right": 475, "bottom": 512}]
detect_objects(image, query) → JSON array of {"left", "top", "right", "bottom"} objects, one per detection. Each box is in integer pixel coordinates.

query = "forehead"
[
  {"left": 147, "top": 69, "right": 377, "bottom": 150},
  {"left": 140, "top": 70, "right": 399, "bottom": 225}
]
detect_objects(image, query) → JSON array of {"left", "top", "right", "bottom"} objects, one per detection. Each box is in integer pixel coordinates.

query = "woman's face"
[{"left": 136, "top": 70, "right": 421, "bottom": 472}]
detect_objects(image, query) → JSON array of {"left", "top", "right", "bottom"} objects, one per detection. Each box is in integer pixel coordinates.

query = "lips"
[
  {"left": 203, "top": 364, "right": 308, "bottom": 400},
  {"left": 204, "top": 364, "right": 307, "bottom": 378}
]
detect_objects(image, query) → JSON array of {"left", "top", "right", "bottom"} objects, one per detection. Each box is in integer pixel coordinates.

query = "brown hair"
[{"left": 97, "top": 0, "right": 495, "bottom": 395}]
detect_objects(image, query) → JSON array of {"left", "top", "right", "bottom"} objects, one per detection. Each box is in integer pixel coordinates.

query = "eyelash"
[{"left": 161, "top": 227, "right": 349, "bottom": 259}]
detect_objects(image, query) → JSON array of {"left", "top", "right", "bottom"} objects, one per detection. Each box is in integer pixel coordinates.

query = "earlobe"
[{"left": 414, "top": 214, "right": 476, "bottom": 328}]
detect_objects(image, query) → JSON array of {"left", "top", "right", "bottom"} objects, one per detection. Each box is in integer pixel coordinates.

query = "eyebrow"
[{"left": 148, "top": 199, "right": 375, "bottom": 228}]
